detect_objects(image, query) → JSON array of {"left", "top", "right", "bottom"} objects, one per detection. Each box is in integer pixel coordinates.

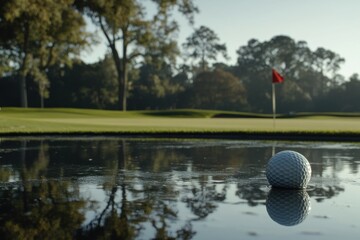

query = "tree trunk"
[
  {"left": 19, "top": 74, "right": 28, "bottom": 108},
  {"left": 20, "top": 22, "right": 30, "bottom": 108},
  {"left": 121, "top": 39, "right": 128, "bottom": 111},
  {"left": 201, "top": 54, "right": 205, "bottom": 72},
  {"left": 109, "top": 44, "right": 125, "bottom": 111},
  {"left": 98, "top": 16, "right": 127, "bottom": 111},
  {"left": 40, "top": 95, "right": 44, "bottom": 108}
]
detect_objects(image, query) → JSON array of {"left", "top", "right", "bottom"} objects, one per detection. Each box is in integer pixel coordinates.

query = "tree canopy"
[
  {"left": 183, "top": 25, "right": 228, "bottom": 71},
  {"left": 0, "top": 1, "right": 358, "bottom": 113},
  {"left": 0, "top": 0, "right": 89, "bottom": 107}
]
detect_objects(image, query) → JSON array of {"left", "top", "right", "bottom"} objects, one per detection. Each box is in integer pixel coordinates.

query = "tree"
[
  {"left": 319, "top": 73, "right": 360, "bottom": 111},
  {"left": 342, "top": 74, "right": 360, "bottom": 111},
  {"left": 190, "top": 68, "right": 246, "bottom": 110},
  {"left": 47, "top": 57, "right": 118, "bottom": 109},
  {"left": 312, "top": 47, "right": 345, "bottom": 91},
  {"left": 129, "top": 60, "right": 188, "bottom": 110},
  {"left": 81, "top": 0, "right": 198, "bottom": 111},
  {"left": 183, "top": 25, "right": 228, "bottom": 71},
  {"left": 79, "top": 56, "right": 118, "bottom": 109},
  {"left": 0, "top": 0, "right": 89, "bottom": 108}
]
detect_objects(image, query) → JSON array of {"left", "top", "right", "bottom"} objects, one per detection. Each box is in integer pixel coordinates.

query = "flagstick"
[
  {"left": 272, "top": 83, "right": 276, "bottom": 129},
  {"left": 272, "top": 144, "right": 275, "bottom": 156}
]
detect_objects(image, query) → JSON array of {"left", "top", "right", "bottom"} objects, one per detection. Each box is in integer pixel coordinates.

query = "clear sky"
[{"left": 82, "top": 0, "right": 360, "bottom": 79}]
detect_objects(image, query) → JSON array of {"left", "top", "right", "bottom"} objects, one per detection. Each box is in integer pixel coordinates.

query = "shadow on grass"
[
  {"left": 140, "top": 110, "right": 212, "bottom": 118},
  {"left": 212, "top": 112, "right": 360, "bottom": 119}
]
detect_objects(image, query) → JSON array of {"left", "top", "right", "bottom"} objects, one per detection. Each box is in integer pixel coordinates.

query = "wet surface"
[{"left": 0, "top": 137, "right": 360, "bottom": 239}]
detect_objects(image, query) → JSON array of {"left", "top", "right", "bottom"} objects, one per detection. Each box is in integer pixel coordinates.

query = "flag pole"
[
  {"left": 272, "top": 82, "right": 276, "bottom": 129},
  {"left": 271, "top": 68, "right": 284, "bottom": 129}
]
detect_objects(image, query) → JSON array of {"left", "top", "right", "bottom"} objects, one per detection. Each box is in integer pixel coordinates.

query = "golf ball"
[
  {"left": 266, "top": 150, "right": 311, "bottom": 189},
  {"left": 266, "top": 189, "right": 311, "bottom": 226}
]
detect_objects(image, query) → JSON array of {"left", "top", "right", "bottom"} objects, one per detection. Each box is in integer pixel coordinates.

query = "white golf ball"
[
  {"left": 266, "top": 150, "right": 311, "bottom": 189},
  {"left": 266, "top": 189, "right": 311, "bottom": 226}
]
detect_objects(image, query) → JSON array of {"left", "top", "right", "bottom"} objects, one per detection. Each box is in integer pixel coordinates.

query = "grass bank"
[{"left": 1, "top": 108, "right": 360, "bottom": 141}]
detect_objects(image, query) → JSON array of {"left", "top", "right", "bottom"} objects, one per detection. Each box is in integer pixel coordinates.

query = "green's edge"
[{"left": 1, "top": 131, "right": 360, "bottom": 142}]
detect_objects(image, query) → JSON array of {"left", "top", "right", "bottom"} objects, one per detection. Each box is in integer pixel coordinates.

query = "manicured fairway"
[{"left": 0, "top": 107, "right": 359, "bottom": 135}]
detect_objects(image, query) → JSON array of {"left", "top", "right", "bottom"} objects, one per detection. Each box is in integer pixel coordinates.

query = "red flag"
[{"left": 272, "top": 68, "right": 284, "bottom": 83}]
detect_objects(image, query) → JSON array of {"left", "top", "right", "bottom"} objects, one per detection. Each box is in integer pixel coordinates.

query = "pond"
[{"left": 0, "top": 137, "right": 360, "bottom": 239}]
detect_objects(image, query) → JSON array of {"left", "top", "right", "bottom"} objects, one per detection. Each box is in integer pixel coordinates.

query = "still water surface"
[{"left": 0, "top": 137, "right": 360, "bottom": 239}]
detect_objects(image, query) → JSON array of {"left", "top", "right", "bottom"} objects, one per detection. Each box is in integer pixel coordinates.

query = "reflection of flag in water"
[
  {"left": 272, "top": 69, "right": 284, "bottom": 128},
  {"left": 272, "top": 69, "right": 284, "bottom": 83}
]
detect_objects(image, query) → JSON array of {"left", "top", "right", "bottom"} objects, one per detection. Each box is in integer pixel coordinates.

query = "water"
[{"left": 0, "top": 137, "right": 360, "bottom": 239}]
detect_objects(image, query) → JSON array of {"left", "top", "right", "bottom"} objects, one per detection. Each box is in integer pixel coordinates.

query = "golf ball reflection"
[{"left": 266, "top": 188, "right": 311, "bottom": 226}]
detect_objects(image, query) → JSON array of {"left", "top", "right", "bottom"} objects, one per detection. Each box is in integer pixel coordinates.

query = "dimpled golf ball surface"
[{"left": 266, "top": 150, "right": 311, "bottom": 189}]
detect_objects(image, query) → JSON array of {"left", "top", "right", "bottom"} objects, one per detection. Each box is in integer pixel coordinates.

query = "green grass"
[{"left": 1, "top": 107, "right": 360, "bottom": 136}]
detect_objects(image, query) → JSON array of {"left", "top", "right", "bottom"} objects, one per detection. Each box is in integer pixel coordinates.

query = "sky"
[{"left": 82, "top": 0, "right": 360, "bottom": 79}]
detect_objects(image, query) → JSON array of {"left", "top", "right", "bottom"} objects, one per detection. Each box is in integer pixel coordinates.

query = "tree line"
[{"left": 1, "top": 0, "right": 359, "bottom": 113}]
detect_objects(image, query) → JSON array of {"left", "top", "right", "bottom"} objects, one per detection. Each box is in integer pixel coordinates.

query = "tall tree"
[
  {"left": 81, "top": 0, "right": 198, "bottom": 111},
  {"left": 0, "top": 0, "right": 89, "bottom": 108},
  {"left": 183, "top": 25, "right": 228, "bottom": 71}
]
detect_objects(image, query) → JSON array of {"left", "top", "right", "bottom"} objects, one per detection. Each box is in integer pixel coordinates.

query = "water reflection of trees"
[
  {"left": 182, "top": 177, "right": 227, "bottom": 220},
  {"left": 78, "top": 140, "right": 144, "bottom": 239},
  {"left": 308, "top": 186, "right": 345, "bottom": 202},
  {"left": 0, "top": 140, "right": 85, "bottom": 239},
  {"left": 235, "top": 183, "right": 268, "bottom": 207},
  {"left": 75, "top": 140, "right": 196, "bottom": 239},
  {"left": 0, "top": 139, "right": 359, "bottom": 238}
]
